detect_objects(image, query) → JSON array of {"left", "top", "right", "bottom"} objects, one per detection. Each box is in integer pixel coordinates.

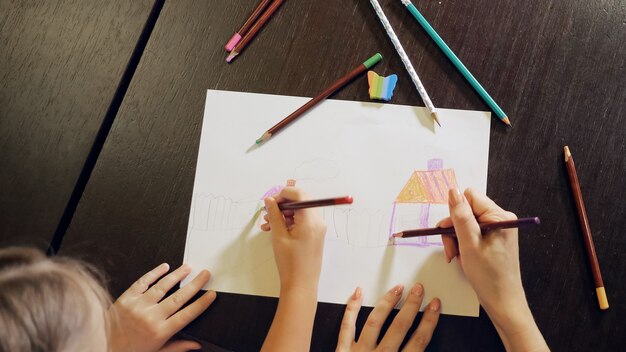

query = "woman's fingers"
[
  {"left": 158, "top": 270, "right": 212, "bottom": 318},
  {"left": 336, "top": 287, "right": 362, "bottom": 350},
  {"left": 144, "top": 265, "right": 192, "bottom": 303},
  {"left": 403, "top": 298, "right": 441, "bottom": 351},
  {"left": 378, "top": 283, "right": 425, "bottom": 350},
  {"left": 448, "top": 189, "right": 481, "bottom": 248},
  {"left": 358, "top": 284, "right": 404, "bottom": 349},
  {"left": 441, "top": 235, "right": 459, "bottom": 263}
]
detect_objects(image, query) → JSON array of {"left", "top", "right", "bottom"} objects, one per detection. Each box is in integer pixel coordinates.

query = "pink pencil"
[{"left": 225, "top": 0, "right": 273, "bottom": 52}]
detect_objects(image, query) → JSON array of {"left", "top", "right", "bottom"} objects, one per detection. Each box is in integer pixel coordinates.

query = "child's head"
[{"left": 0, "top": 247, "right": 111, "bottom": 352}]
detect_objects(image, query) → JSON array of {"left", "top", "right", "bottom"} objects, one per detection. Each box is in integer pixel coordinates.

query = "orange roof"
[{"left": 395, "top": 169, "right": 458, "bottom": 204}]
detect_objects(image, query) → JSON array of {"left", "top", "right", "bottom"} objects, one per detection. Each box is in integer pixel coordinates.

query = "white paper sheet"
[{"left": 183, "top": 90, "right": 491, "bottom": 317}]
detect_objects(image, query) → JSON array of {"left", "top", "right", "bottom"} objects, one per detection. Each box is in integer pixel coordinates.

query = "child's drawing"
[{"left": 389, "top": 159, "right": 458, "bottom": 247}]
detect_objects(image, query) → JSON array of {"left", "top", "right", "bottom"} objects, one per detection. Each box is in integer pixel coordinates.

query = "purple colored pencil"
[{"left": 393, "top": 217, "right": 540, "bottom": 238}]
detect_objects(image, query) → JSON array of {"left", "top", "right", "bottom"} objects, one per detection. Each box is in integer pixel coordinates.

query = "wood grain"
[
  {"left": 60, "top": 0, "right": 626, "bottom": 350},
  {"left": 0, "top": 0, "right": 156, "bottom": 250}
]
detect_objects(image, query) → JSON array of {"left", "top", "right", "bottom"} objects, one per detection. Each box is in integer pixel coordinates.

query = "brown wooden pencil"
[
  {"left": 564, "top": 145, "right": 609, "bottom": 310},
  {"left": 277, "top": 196, "right": 353, "bottom": 211},
  {"left": 392, "top": 217, "right": 540, "bottom": 238},
  {"left": 226, "top": 0, "right": 285, "bottom": 63},
  {"left": 254, "top": 53, "right": 383, "bottom": 144},
  {"left": 224, "top": 0, "right": 273, "bottom": 52}
]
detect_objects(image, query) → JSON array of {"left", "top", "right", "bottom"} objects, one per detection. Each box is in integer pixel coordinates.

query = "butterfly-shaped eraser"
[{"left": 367, "top": 71, "right": 398, "bottom": 101}]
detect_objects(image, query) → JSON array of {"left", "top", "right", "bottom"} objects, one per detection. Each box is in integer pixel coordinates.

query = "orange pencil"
[{"left": 564, "top": 146, "right": 608, "bottom": 310}]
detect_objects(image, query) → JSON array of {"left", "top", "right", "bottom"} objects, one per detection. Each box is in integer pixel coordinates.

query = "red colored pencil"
[
  {"left": 224, "top": 0, "right": 273, "bottom": 52},
  {"left": 226, "top": 0, "right": 285, "bottom": 63},
  {"left": 392, "top": 217, "right": 540, "bottom": 238},
  {"left": 564, "top": 146, "right": 609, "bottom": 310},
  {"left": 277, "top": 196, "right": 353, "bottom": 211}
]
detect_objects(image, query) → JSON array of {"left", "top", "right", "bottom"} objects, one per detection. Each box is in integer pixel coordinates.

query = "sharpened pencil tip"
[
  {"left": 226, "top": 51, "right": 238, "bottom": 63},
  {"left": 431, "top": 112, "right": 441, "bottom": 127},
  {"left": 256, "top": 132, "right": 271, "bottom": 145},
  {"left": 392, "top": 232, "right": 403, "bottom": 238},
  {"left": 502, "top": 116, "right": 511, "bottom": 126}
]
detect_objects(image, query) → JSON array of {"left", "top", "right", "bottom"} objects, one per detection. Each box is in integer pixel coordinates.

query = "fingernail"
[
  {"left": 189, "top": 342, "right": 202, "bottom": 350},
  {"left": 411, "top": 283, "right": 423, "bottom": 296},
  {"left": 448, "top": 188, "right": 464, "bottom": 206},
  {"left": 391, "top": 284, "right": 404, "bottom": 296},
  {"left": 430, "top": 298, "right": 440, "bottom": 312},
  {"left": 353, "top": 287, "right": 362, "bottom": 300}
]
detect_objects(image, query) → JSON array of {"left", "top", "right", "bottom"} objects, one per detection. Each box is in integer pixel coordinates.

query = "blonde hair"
[{"left": 0, "top": 247, "right": 112, "bottom": 352}]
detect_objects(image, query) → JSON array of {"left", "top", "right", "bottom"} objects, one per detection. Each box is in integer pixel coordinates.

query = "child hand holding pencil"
[{"left": 260, "top": 187, "right": 327, "bottom": 351}]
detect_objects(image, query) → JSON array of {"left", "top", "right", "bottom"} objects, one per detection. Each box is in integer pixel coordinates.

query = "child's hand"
[
  {"left": 109, "top": 263, "right": 216, "bottom": 352},
  {"left": 261, "top": 187, "right": 327, "bottom": 292},
  {"left": 336, "top": 283, "right": 440, "bottom": 352}
]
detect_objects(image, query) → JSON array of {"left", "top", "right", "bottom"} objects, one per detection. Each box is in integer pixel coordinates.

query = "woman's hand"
[
  {"left": 439, "top": 188, "right": 548, "bottom": 351},
  {"left": 109, "top": 263, "right": 216, "bottom": 352},
  {"left": 336, "top": 283, "right": 440, "bottom": 352}
]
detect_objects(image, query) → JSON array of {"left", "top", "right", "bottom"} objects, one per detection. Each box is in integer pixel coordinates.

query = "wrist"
[{"left": 485, "top": 301, "right": 547, "bottom": 351}]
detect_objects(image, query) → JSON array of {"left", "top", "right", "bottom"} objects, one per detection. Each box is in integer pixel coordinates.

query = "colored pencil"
[
  {"left": 225, "top": 0, "right": 273, "bottom": 52},
  {"left": 401, "top": 0, "right": 511, "bottom": 126},
  {"left": 226, "top": 0, "right": 285, "bottom": 63},
  {"left": 369, "top": 0, "right": 441, "bottom": 127},
  {"left": 393, "top": 217, "right": 540, "bottom": 238},
  {"left": 277, "top": 196, "right": 353, "bottom": 211},
  {"left": 564, "top": 146, "right": 609, "bottom": 310},
  {"left": 255, "top": 53, "right": 383, "bottom": 144}
]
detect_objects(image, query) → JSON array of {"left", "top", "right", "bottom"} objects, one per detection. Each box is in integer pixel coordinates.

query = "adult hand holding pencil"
[{"left": 437, "top": 188, "right": 548, "bottom": 351}]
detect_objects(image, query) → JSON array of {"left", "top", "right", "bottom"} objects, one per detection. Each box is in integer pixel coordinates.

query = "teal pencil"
[{"left": 401, "top": 0, "right": 511, "bottom": 126}]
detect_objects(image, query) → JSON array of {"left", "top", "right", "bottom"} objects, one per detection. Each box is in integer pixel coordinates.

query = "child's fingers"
[
  {"left": 260, "top": 223, "right": 271, "bottom": 231},
  {"left": 337, "top": 287, "right": 362, "bottom": 350},
  {"left": 158, "top": 340, "right": 202, "bottom": 352},
  {"left": 144, "top": 264, "right": 192, "bottom": 303},
  {"left": 275, "top": 187, "right": 308, "bottom": 203},
  {"left": 379, "top": 283, "right": 424, "bottom": 350},
  {"left": 359, "top": 284, "right": 404, "bottom": 349},
  {"left": 124, "top": 263, "right": 170, "bottom": 298},
  {"left": 403, "top": 298, "right": 441, "bottom": 351},
  {"left": 264, "top": 197, "right": 287, "bottom": 233},
  {"left": 158, "top": 270, "right": 211, "bottom": 318},
  {"left": 166, "top": 290, "right": 217, "bottom": 333}
]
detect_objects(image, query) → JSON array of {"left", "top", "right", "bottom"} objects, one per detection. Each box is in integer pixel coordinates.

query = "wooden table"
[
  {"left": 0, "top": 0, "right": 159, "bottom": 250},
  {"left": 55, "top": 0, "right": 625, "bottom": 350}
]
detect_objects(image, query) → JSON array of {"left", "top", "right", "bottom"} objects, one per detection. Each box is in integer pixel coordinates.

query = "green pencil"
[{"left": 401, "top": 0, "right": 511, "bottom": 126}]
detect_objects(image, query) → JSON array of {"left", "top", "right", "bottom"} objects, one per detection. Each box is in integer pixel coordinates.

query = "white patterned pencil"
[{"left": 369, "top": 0, "right": 441, "bottom": 126}]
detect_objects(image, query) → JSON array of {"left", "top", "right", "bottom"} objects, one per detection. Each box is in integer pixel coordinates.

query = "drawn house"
[{"left": 389, "top": 159, "right": 458, "bottom": 247}]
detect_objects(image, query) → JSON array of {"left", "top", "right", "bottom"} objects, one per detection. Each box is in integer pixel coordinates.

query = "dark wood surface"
[
  {"left": 0, "top": 0, "right": 157, "bottom": 250},
  {"left": 59, "top": 0, "right": 625, "bottom": 351}
]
